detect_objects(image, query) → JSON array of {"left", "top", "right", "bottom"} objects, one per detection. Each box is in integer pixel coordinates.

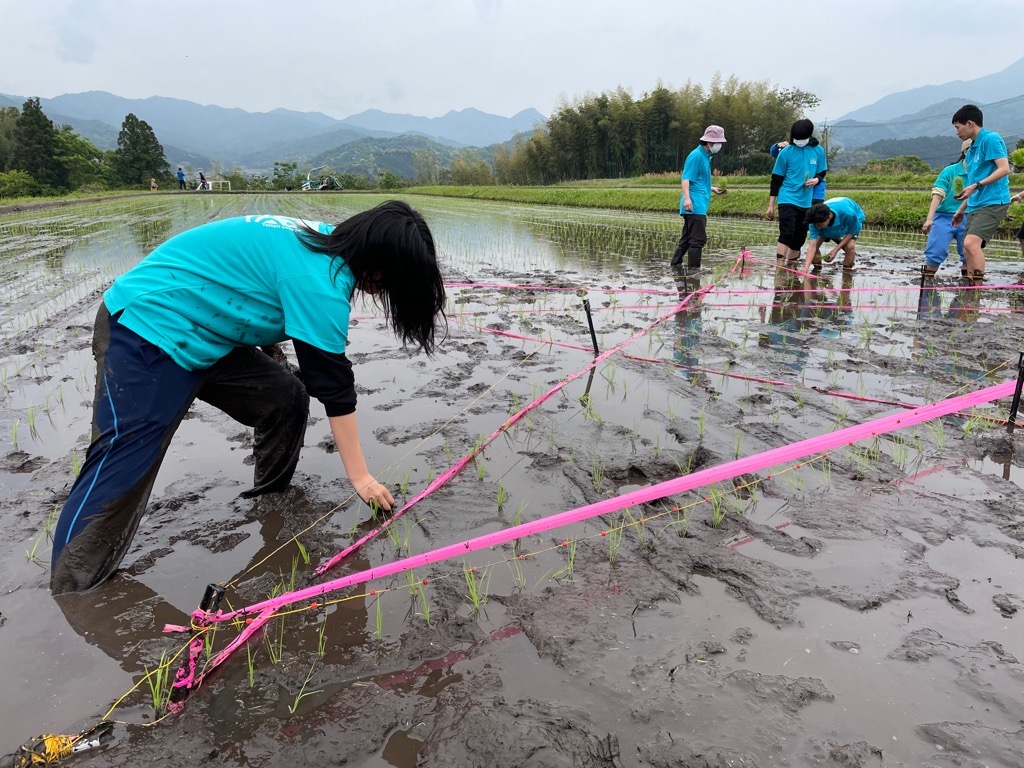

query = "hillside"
[
  {"left": 839, "top": 57, "right": 1024, "bottom": 122},
  {"left": 310, "top": 135, "right": 490, "bottom": 180}
]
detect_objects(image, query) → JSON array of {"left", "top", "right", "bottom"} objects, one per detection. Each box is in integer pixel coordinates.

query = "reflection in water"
[
  {"left": 756, "top": 270, "right": 855, "bottom": 377},
  {"left": 672, "top": 272, "right": 707, "bottom": 386},
  {"left": 56, "top": 490, "right": 372, "bottom": 732},
  {"left": 916, "top": 278, "right": 981, "bottom": 323}
]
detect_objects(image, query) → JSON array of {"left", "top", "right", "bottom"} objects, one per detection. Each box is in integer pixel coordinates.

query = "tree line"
[
  {"left": 0, "top": 98, "right": 169, "bottom": 197},
  {"left": 491, "top": 76, "right": 820, "bottom": 184}
]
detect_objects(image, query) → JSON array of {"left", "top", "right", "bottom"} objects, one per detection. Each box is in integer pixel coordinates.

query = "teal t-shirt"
[
  {"left": 105, "top": 216, "right": 356, "bottom": 370},
  {"left": 680, "top": 145, "right": 712, "bottom": 216},
  {"left": 772, "top": 144, "right": 827, "bottom": 207},
  {"left": 965, "top": 128, "right": 1011, "bottom": 211},
  {"left": 808, "top": 197, "right": 865, "bottom": 241},
  {"left": 932, "top": 162, "right": 968, "bottom": 215}
]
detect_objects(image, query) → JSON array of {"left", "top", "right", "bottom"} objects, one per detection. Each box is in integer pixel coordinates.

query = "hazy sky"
[{"left": 1, "top": 0, "right": 1022, "bottom": 122}]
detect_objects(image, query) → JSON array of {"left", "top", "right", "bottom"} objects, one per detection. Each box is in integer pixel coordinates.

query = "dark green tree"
[
  {"left": 9, "top": 98, "right": 69, "bottom": 191},
  {"left": 0, "top": 106, "right": 20, "bottom": 171},
  {"left": 271, "top": 161, "right": 300, "bottom": 189},
  {"left": 113, "top": 113, "right": 169, "bottom": 186},
  {"left": 55, "top": 126, "right": 111, "bottom": 189}
]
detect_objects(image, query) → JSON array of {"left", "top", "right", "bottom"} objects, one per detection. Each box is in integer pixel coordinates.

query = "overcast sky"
[{"left": 1, "top": 0, "right": 1022, "bottom": 122}]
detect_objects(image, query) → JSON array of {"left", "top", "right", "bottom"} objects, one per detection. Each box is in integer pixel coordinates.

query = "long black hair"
[{"left": 297, "top": 200, "right": 447, "bottom": 355}]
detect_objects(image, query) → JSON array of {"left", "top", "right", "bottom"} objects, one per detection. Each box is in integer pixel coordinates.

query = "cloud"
[{"left": 55, "top": 0, "right": 102, "bottom": 64}]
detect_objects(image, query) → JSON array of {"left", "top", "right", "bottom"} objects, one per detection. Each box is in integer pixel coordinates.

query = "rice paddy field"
[{"left": 1, "top": 192, "right": 1023, "bottom": 767}]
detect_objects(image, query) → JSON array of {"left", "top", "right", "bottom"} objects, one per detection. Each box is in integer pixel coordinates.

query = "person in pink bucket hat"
[{"left": 670, "top": 125, "right": 728, "bottom": 269}]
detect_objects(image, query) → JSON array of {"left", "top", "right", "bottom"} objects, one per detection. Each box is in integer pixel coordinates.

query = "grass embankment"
[{"left": 406, "top": 184, "right": 1024, "bottom": 235}]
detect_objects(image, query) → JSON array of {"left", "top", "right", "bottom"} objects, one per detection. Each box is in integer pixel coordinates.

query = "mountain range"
[
  {"left": 3, "top": 58, "right": 1023, "bottom": 178},
  {"left": 0, "top": 90, "right": 545, "bottom": 173},
  {"left": 831, "top": 57, "right": 1024, "bottom": 167}
]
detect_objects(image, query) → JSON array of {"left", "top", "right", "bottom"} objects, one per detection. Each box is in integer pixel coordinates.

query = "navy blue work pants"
[{"left": 50, "top": 305, "right": 309, "bottom": 594}]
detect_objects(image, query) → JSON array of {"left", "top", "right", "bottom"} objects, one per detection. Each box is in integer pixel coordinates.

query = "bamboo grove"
[{"left": 491, "top": 75, "right": 820, "bottom": 185}]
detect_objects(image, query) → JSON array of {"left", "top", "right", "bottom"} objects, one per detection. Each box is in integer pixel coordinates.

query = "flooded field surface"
[{"left": 1, "top": 193, "right": 1023, "bottom": 767}]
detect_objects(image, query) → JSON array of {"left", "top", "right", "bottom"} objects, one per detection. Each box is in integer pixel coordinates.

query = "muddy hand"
[{"left": 358, "top": 478, "right": 395, "bottom": 512}]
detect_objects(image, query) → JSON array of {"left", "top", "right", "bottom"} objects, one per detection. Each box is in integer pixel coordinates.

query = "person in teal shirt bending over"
[
  {"left": 50, "top": 200, "right": 447, "bottom": 594},
  {"left": 766, "top": 119, "right": 827, "bottom": 265},
  {"left": 803, "top": 197, "right": 865, "bottom": 272},
  {"left": 950, "top": 104, "right": 1012, "bottom": 286},
  {"left": 670, "top": 125, "right": 727, "bottom": 269},
  {"left": 921, "top": 139, "right": 972, "bottom": 276}
]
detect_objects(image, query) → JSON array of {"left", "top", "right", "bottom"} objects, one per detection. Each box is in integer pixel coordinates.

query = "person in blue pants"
[
  {"left": 51, "top": 201, "right": 447, "bottom": 594},
  {"left": 921, "top": 139, "right": 972, "bottom": 276}
]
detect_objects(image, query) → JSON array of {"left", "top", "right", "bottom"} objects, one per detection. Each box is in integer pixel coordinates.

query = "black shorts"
[
  {"left": 778, "top": 204, "right": 810, "bottom": 250},
  {"left": 1017, "top": 221, "right": 1024, "bottom": 240}
]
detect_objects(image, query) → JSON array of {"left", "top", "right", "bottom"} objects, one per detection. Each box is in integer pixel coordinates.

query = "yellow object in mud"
[
  {"left": 9, "top": 723, "right": 112, "bottom": 767},
  {"left": 10, "top": 734, "right": 76, "bottom": 767}
]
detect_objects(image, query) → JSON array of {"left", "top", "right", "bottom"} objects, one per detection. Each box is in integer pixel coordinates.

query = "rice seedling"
[
  {"left": 697, "top": 407, "right": 706, "bottom": 439},
  {"left": 607, "top": 517, "right": 625, "bottom": 563},
  {"left": 463, "top": 565, "right": 492, "bottom": 611},
  {"left": 591, "top": 455, "right": 605, "bottom": 493},
  {"left": 733, "top": 431, "right": 743, "bottom": 459},
  {"left": 416, "top": 582, "right": 432, "bottom": 626},
  {"left": 927, "top": 419, "right": 946, "bottom": 449},
  {"left": 10, "top": 419, "right": 19, "bottom": 448},
  {"left": 316, "top": 616, "right": 328, "bottom": 657},
  {"left": 296, "top": 539, "right": 310, "bottom": 566},
  {"left": 245, "top": 642, "right": 256, "bottom": 687},
  {"left": 144, "top": 651, "right": 174, "bottom": 711},
  {"left": 374, "top": 597, "right": 384, "bottom": 639},
  {"left": 709, "top": 487, "right": 727, "bottom": 528},
  {"left": 496, "top": 479, "right": 508, "bottom": 509},
  {"left": 287, "top": 660, "right": 323, "bottom": 715}
]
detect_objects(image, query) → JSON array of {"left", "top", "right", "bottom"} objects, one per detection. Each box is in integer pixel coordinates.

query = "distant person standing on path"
[
  {"left": 920, "top": 139, "right": 972, "bottom": 276},
  {"left": 670, "top": 125, "right": 727, "bottom": 269},
  {"left": 950, "top": 104, "right": 1011, "bottom": 286},
  {"left": 149, "top": 178, "right": 158, "bottom": 192},
  {"left": 177, "top": 166, "right": 186, "bottom": 190},
  {"left": 766, "top": 119, "right": 828, "bottom": 266},
  {"left": 197, "top": 171, "right": 208, "bottom": 191}
]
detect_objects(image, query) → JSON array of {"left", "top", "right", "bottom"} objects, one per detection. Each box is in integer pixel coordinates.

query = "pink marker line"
[
  {"left": 313, "top": 255, "right": 745, "bottom": 576},
  {"left": 212, "top": 377, "right": 1016, "bottom": 625},
  {"left": 446, "top": 281, "right": 678, "bottom": 296}
]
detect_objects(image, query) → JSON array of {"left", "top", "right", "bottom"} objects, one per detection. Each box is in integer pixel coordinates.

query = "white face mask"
[
  {"left": 792, "top": 138, "right": 810, "bottom": 147},
  {"left": 710, "top": 143, "right": 722, "bottom": 154}
]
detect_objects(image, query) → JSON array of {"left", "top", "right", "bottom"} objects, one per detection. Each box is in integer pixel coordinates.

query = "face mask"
[
  {"left": 710, "top": 144, "right": 722, "bottom": 154},
  {"left": 792, "top": 138, "right": 810, "bottom": 147}
]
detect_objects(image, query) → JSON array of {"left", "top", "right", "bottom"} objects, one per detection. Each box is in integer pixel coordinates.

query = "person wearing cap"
[
  {"left": 766, "top": 119, "right": 828, "bottom": 265},
  {"left": 920, "top": 139, "right": 971, "bottom": 276},
  {"left": 950, "top": 104, "right": 1012, "bottom": 286},
  {"left": 802, "top": 197, "right": 866, "bottom": 272},
  {"left": 670, "top": 125, "right": 727, "bottom": 269}
]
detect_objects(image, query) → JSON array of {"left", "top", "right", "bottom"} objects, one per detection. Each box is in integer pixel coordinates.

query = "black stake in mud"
[
  {"left": 582, "top": 299, "right": 599, "bottom": 357},
  {"left": 199, "top": 583, "right": 226, "bottom": 613},
  {"left": 1006, "top": 352, "right": 1024, "bottom": 434}
]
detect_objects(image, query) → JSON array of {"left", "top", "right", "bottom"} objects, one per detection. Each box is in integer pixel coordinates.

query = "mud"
[{"left": 1, "top": 195, "right": 1023, "bottom": 767}]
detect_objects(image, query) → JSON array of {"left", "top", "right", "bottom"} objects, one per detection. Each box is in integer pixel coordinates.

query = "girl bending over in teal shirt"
[{"left": 51, "top": 200, "right": 447, "bottom": 594}]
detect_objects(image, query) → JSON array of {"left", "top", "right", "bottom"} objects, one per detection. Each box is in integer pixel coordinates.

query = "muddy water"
[{"left": 1, "top": 193, "right": 1023, "bottom": 767}]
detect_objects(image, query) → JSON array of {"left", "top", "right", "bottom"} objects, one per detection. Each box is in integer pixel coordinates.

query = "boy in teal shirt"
[
  {"left": 950, "top": 104, "right": 1011, "bottom": 285},
  {"left": 803, "top": 197, "right": 865, "bottom": 272}
]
